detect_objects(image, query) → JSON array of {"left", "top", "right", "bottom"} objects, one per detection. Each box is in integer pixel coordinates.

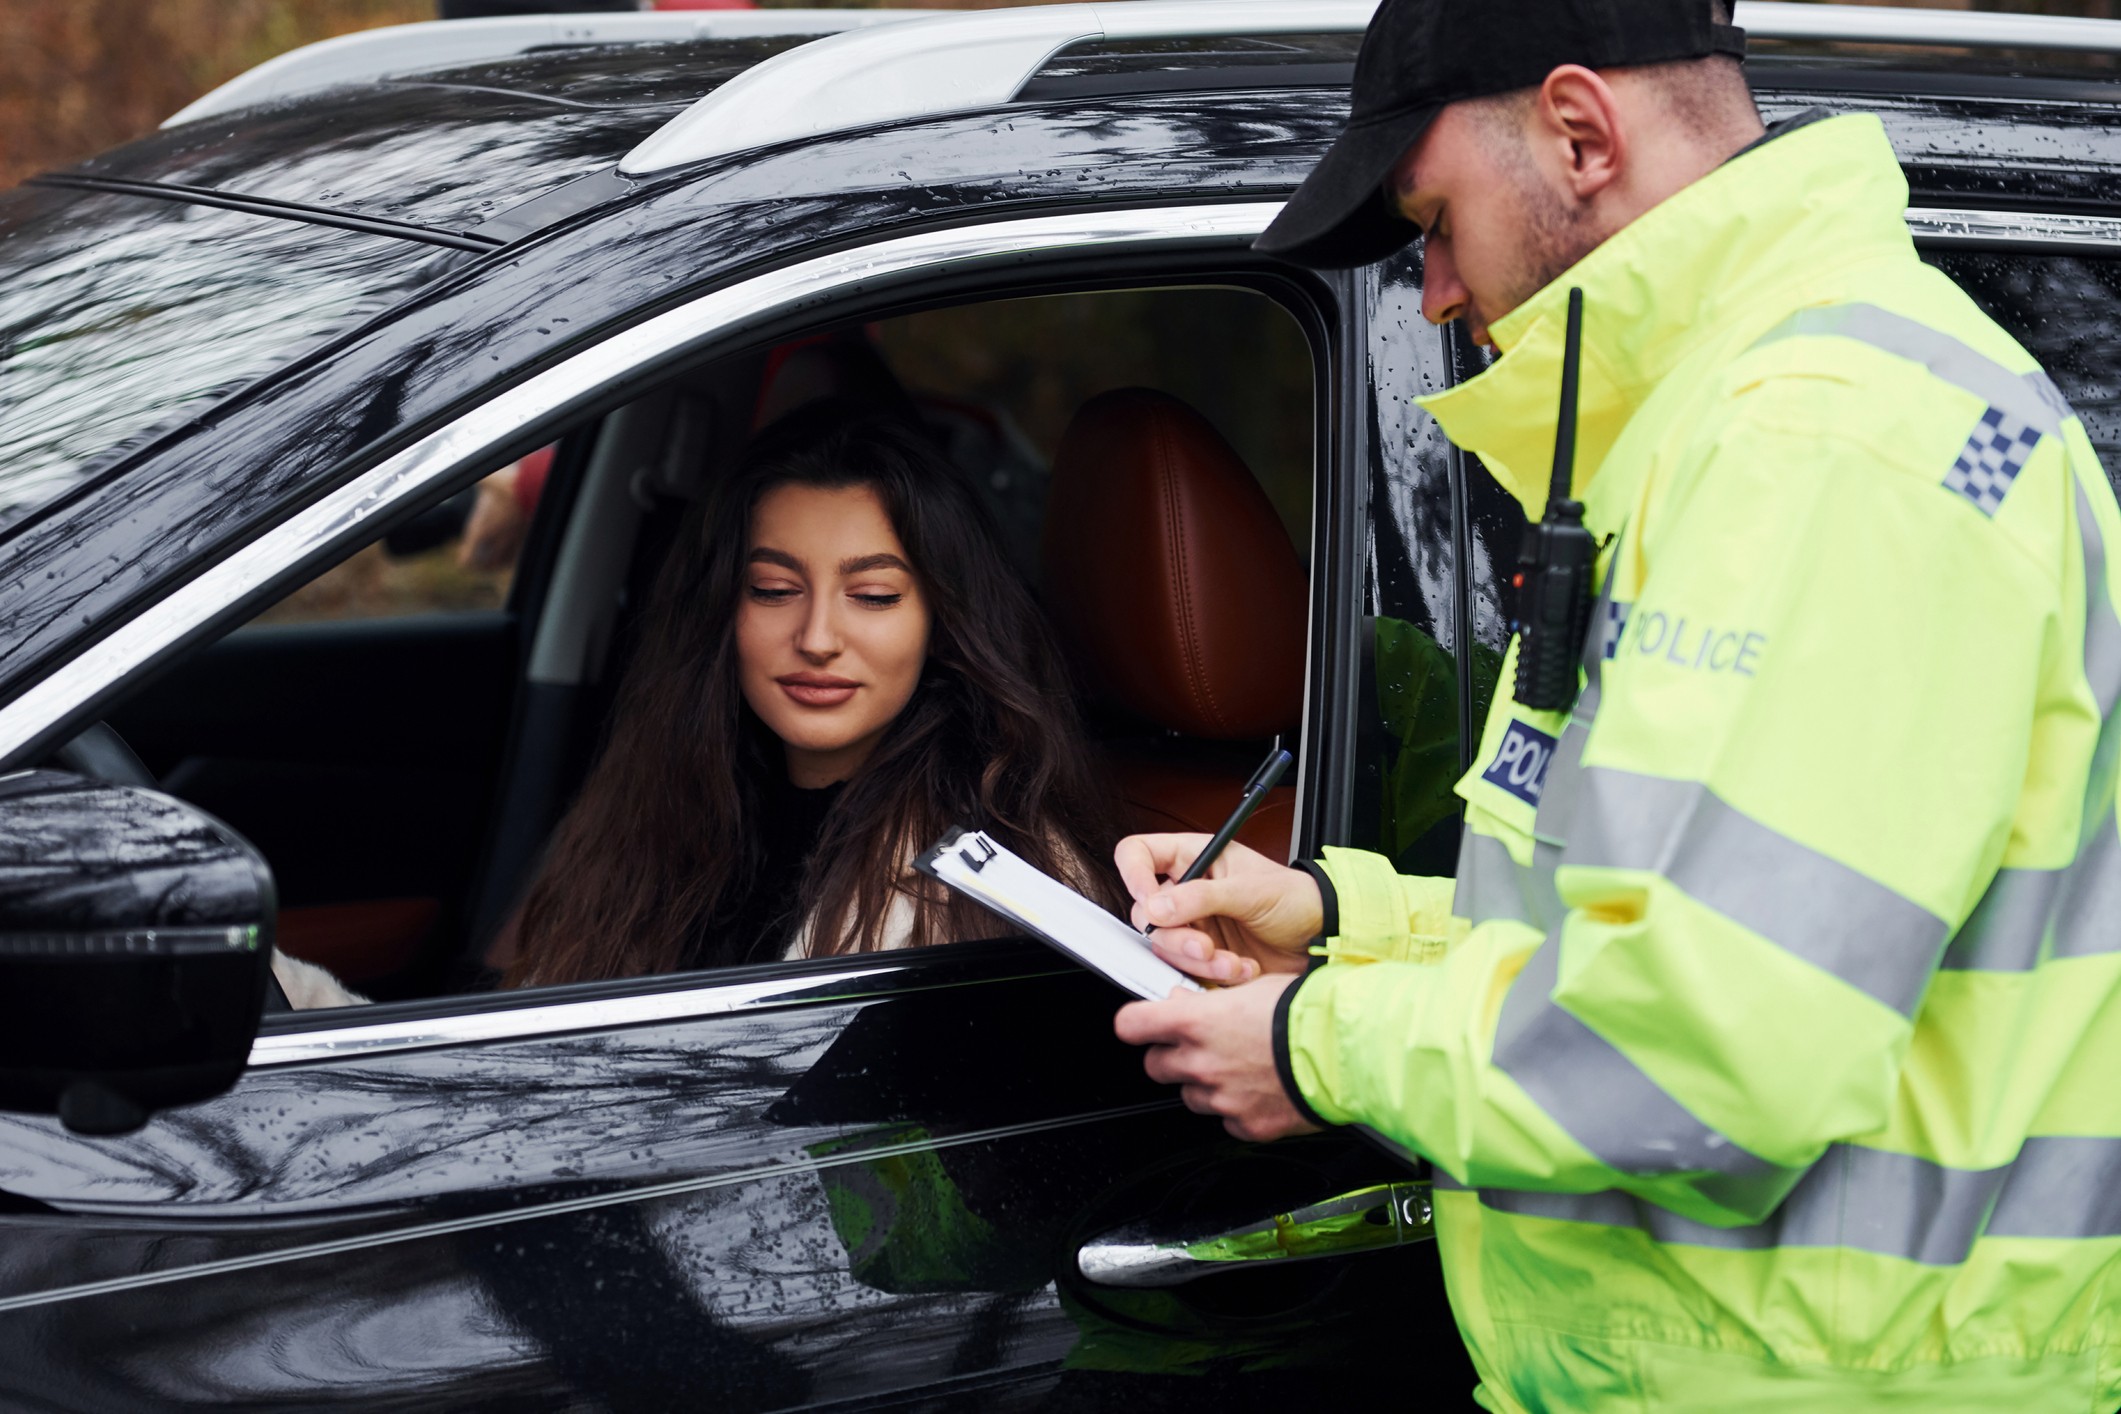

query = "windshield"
[{"left": 0, "top": 184, "right": 457, "bottom": 529}]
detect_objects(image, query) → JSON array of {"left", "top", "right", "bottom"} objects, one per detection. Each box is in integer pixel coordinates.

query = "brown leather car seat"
[{"left": 1040, "top": 388, "right": 1307, "bottom": 859}]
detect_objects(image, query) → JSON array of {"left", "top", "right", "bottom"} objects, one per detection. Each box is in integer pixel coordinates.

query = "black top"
[{"left": 683, "top": 774, "right": 845, "bottom": 971}]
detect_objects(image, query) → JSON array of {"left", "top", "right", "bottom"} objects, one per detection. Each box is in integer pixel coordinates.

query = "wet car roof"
[
  {"left": 390, "top": 35, "right": 816, "bottom": 110},
  {"left": 46, "top": 37, "right": 816, "bottom": 239},
  {"left": 28, "top": 25, "right": 2121, "bottom": 246}
]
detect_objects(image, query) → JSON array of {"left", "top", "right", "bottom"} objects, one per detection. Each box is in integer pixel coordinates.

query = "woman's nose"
[{"left": 796, "top": 597, "right": 841, "bottom": 660}]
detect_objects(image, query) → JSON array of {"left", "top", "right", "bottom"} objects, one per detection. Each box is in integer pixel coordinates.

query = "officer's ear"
[{"left": 1533, "top": 64, "right": 1626, "bottom": 205}]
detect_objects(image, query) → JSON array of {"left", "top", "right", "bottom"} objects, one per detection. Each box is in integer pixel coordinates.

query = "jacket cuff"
[
  {"left": 1294, "top": 858, "right": 1338, "bottom": 939},
  {"left": 1271, "top": 970, "right": 1335, "bottom": 1129},
  {"left": 1316, "top": 846, "right": 1419, "bottom": 941}
]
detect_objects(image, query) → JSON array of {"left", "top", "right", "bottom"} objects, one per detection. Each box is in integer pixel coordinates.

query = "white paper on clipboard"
[{"left": 916, "top": 827, "right": 1202, "bottom": 1001}]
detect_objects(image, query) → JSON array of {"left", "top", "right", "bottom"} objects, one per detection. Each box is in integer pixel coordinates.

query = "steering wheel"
[{"left": 53, "top": 722, "right": 158, "bottom": 790}]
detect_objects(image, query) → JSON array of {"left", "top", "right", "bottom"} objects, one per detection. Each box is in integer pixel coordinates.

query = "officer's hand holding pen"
[{"left": 1114, "top": 835, "right": 1320, "bottom": 985}]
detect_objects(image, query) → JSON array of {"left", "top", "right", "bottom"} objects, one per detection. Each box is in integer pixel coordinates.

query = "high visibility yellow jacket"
[{"left": 1277, "top": 113, "right": 2121, "bottom": 1412}]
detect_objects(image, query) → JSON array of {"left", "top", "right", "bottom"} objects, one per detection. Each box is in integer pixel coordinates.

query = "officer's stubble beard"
[
  {"left": 1462, "top": 43, "right": 1761, "bottom": 334},
  {"left": 1466, "top": 93, "right": 1608, "bottom": 333}
]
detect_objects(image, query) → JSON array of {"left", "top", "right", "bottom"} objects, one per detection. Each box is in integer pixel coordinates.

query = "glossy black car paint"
[
  {"left": 2, "top": 35, "right": 2120, "bottom": 1411},
  {"left": 0, "top": 950, "right": 1458, "bottom": 1409},
  {"left": 0, "top": 771, "right": 267, "bottom": 931},
  {"left": 0, "top": 182, "right": 463, "bottom": 539},
  {"left": 58, "top": 39, "right": 813, "bottom": 237}
]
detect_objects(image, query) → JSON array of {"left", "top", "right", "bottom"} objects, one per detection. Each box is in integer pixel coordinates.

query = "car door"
[
  {"left": 0, "top": 953, "right": 1470, "bottom": 1410},
  {"left": 0, "top": 204, "right": 1480, "bottom": 1411}
]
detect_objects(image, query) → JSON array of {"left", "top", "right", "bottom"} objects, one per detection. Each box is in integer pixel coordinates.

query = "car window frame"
[
  {"left": 0, "top": 205, "right": 1323, "bottom": 769},
  {"left": 0, "top": 201, "right": 1358, "bottom": 1062}
]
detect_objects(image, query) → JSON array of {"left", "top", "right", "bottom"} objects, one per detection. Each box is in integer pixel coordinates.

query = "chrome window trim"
[
  {"left": 0, "top": 202, "right": 1284, "bottom": 768},
  {"left": 1908, "top": 207, "right": 2121, "bottom": 254},
  {"left": 12, "top": 202, "right": 2105, "bottom": 771},
  {"left": 248, "top": 964, "right": 901, "bottom": 1068}
]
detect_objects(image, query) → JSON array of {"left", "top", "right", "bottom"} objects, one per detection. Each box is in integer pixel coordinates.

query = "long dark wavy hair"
[{"left": 507, "top": 411, "right": 1120, "bottom": 987}]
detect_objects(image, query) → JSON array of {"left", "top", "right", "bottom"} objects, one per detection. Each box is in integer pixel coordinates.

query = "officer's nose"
[{"left": 1422, "top": 237, "right": 1471, "bottom": 331}]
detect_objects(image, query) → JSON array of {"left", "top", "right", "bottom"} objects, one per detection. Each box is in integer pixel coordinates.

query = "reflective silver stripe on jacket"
[
  {"left": 1752, "top": 303, "right": 2069, "bottom": 440},
  {"left": 1464, "top": 303, "right": 2118, "bottom": 1213},
  {"left": 1474, "top": 553, "right": 1898, "bottom": 1185},
  {"left": 1471, "top": 560, "right": 1794, "bottom": 1186},
  {"left": 1461, "top": 1135, "right": 2121, "bottom": 1266},
  {"left": 1451, "top": 829, "right": 1558, "bottom": 932},
  {"left": 1490, "top": 916, "right": 1797, "bottom": 1196},
  {"left": 1479, "top": 535, "right": 1944, "bottom": 1174},
  {"left": 1946, "top": 481, "right": 2121, "bottom": 972},
  {"left": 1749, "top": 305, "right": 2120, "bottom": 976},
  {"left": 1564, "top": 767, "right": 1949, "bottom": 1015},
  {"left": 1455, "top": 767, "right": 1951, "bottom": 1014}
]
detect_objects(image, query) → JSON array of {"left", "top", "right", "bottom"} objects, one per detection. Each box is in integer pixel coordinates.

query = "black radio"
[{"left": 1510, "top": 286, "right": 1597, "bottom": 713}]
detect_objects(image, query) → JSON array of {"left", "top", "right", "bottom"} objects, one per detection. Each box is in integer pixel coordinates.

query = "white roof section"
[
  {"left": 162, "top": 8, "right": 938, "bottom": 129},
  {"left": 621, "top": 0, "right": 1379, "bottom": 176},
  {"left": 1739, "top": 1, "right": 2121, "bottom": 54}
]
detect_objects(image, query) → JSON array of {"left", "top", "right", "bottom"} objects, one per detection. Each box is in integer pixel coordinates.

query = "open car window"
[{"left": 79, "top": 244, "right": 1363, "bottom": 1020}]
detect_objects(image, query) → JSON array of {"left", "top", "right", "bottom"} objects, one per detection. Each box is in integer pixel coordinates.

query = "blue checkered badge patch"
[
  {"left": 1596, "top": 598, "right": 1633, "bottom": 662},
  {"left": 1944, "top": 407, "right": 2042, "bottom": 517}
]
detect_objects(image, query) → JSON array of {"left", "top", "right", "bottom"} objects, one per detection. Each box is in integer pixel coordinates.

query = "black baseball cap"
[{"left": 1256, "top": 0, "right": 1746, "bottom": 269}]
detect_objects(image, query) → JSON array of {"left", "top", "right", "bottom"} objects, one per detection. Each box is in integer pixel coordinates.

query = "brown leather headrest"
[{"left": 1040, "top": 389, "right": 1306, "bottom": 741}]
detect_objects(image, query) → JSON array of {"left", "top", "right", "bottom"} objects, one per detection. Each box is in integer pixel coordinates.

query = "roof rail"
[
  {"left": 621, "top": 1, "right": 1379, "bottom": 175},
  {"left": 162, "top": 8, "right": 938, "bottom": 129},
  {"left": 620, "top": 0, "right": 2121, "bottom": 177}
]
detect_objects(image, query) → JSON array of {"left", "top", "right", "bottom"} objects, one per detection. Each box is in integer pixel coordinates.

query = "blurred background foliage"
[
  {"left": 2, "top": 0, "right": 2117, "bottom": 188},
  {"left": 0, "top": 1, "right": 432, "bottom": 187}
]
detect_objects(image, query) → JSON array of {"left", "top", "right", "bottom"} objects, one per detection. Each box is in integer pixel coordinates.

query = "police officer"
[{"left": 1112, "top": 1, "right": 2121, "bottom": 1410}]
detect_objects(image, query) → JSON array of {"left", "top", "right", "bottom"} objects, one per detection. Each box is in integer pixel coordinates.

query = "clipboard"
[{"left": 915, "top": 826, "right": 1203, "bottom": 1001}]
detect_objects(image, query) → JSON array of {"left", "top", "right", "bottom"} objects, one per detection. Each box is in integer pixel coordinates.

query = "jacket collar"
[{"left": 1415, "top": 113, "right": 1915, "bottom": 528}]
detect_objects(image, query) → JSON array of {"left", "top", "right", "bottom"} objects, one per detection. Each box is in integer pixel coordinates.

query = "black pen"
[{"left": 1144, "top": 744, "right": 1294, "bottom": 934}]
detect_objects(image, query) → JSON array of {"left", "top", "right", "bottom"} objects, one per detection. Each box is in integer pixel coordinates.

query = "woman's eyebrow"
[
  {"left": 840, "top": 553, "right": 913, "bottom": 575},
  {"left": 748, "top": 547, "right": 802, "bottom": 570}
]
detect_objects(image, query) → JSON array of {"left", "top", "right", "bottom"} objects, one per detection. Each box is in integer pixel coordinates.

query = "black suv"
[{"left": 0, "top": 5, "right": 2117, "bottom": 1409}]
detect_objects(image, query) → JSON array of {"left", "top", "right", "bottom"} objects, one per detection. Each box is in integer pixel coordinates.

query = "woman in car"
[{"left": 503, "top": 409, "right": 1121, "bottom": 986}]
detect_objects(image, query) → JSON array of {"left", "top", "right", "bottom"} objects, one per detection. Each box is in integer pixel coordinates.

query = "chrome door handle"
[{"left": 1076, "top": 1180, "right": 1434, "bottom": 1288}]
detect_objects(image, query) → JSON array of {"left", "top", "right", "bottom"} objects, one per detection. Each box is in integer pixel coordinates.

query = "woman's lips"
[{"left": 776, "top": 673, "right": 859, "bottom": 708}]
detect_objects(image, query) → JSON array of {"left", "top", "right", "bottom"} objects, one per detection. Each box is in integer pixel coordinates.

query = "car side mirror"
[{"left": 0, "top": 770, "right": 274, "bottom": 1135}]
